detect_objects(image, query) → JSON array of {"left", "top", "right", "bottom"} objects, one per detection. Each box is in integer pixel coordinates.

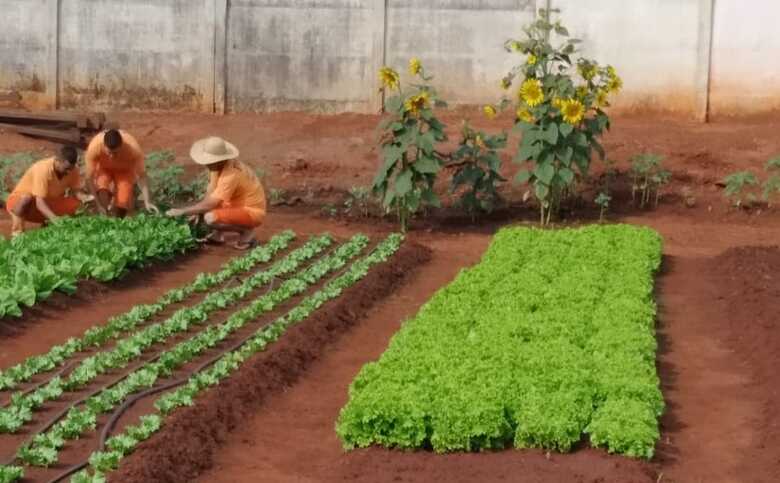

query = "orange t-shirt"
[
  {"left": 85, "top": 130, "right": 145, "bottom": 178},
  {"left": 208, "top": 160, "right": 267, "bottom": 212},
  {"left": 11, "top": 157, "right": 80, "bottom": 199}
]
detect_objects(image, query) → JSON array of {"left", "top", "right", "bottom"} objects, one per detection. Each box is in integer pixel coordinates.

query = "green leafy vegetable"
[{"left": 337, "top": 225, "right": 663, "bottom": 459}]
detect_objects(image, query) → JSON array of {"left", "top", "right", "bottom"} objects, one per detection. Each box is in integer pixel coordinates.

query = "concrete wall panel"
[
  {"left": 552, "top": 0, "right": 709, "bottom": 118},
  {"left": 59, "top": 0, "right": 214, "bottom": 111},
  {"left": 386, "top": 0, "right": 537, "bottom": 105},
  {"left": 709, "top": 0, "right": 780, "bottom": 117},
  {"left": 0, "top": 0, "right": 55, "bottom": 109},
  {"left": 226, "top": 0, "right": 382, "bottom": 113}
]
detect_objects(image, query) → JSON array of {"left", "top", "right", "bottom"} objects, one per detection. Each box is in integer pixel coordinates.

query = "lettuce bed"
[
  {"left": 0, "top": 215, "right": 195, "bottom": 318},
  {"left": 336, "top": 224, "right": 664, "bottom": 458}
]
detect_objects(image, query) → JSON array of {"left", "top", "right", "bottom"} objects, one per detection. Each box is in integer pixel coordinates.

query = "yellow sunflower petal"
[
  {"left": 408, "top": 58, "right": 422, "bottom": 76},
  {"left": 519, "top": 78, "right": 544, "bottom": 107},
  {"left": 561, "top": 99, "right": 585, "bottom": 125},
  {"left": 483, "top": 105, "right": 497, "bottom": 119},
  {"left": 379, "top": 66, "right": 400, "bottom": 90},
  {"left": 516, "top": 107, "right": 535, "bottom": 123}
]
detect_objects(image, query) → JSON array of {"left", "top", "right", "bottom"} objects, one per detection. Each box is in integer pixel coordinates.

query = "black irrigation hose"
[
  {"left": 45, "top": 378, "right": 191, "bottom": 483},
  {"left": 0, "top": 240, "right": 282, "bottom": 407},
  {"left": 6, "top": 271, "right": 287, "bottom": 445},
  {"left": 3, "top": 274, "right": 286, "bottom": 466},
  {"left": 12, "top": 360, "right": 78, "bottom": 401},
  {"left": 12, "top": 242, "right": 343, "bottom": 476},
  {"left": 42, "top": 253, "right": 352, "bottom": 481}
]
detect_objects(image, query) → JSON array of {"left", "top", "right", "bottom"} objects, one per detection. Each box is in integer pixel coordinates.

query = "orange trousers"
[
  {"left": 208, "top": 205, "right": 265, "bottom": 228},
  {"left": 94, "top": 169, "right": 136, "bottom": 210},
  {"left": 6, "top": 193, "right": 80, "bottom": 223}
]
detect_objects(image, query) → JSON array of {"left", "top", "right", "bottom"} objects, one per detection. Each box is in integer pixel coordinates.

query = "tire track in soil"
[{"left": 108, "top": 241, "right": 434, "bottom": 483}]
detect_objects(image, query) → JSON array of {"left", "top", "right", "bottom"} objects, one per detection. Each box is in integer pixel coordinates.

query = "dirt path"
[{"left": 655, "top": 256, "right": 757, "bottom": 483}]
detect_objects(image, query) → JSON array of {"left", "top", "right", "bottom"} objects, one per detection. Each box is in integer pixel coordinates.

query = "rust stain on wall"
[
  {"left": 61, "top": 78, "right": 205, "bottom": 111},
  {"left": 607, "top": 90, "right": 699, "bottom": 119}
]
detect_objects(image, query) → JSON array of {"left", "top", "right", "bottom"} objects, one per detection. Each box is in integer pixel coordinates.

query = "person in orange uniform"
[
  {"left": 6, "top": 146, "right": 84, "bottom": 236},
  {"left": 166, "top": 136, "right": 266, "bottom": 250},
  {"left": 85, "top": 129, "right": 158, "bottom": 217}
]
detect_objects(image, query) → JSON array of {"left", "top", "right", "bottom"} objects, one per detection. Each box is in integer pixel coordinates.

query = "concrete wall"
[
  {"left": 386, "top": 0, "right": 537, "bottom": 105},
  {"left": 552, "top": 0, "right": 711, "bottom": 118},
  {"left": 0, "top": 0, "right": 57, "bottom": 110},
  {"left": 226, "top": 0, "right": 383, "bottom": 113},
  {"left": 709, "top": 0, "right": 780, "bottom": 117},
  {"left": 0, "top": 0, "right": 776, "bottom": 118},
  {"left": 59, "top": 0, "right": 215, "bottom": 111}
]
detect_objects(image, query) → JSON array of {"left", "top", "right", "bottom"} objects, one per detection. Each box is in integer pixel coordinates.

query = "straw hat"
[{"left": 190, "top": 136, "right": 239, "bottom": 165}]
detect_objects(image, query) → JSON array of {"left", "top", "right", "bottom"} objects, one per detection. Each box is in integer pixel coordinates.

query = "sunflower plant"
[
  {"left": 492, "top": 9, "right": 621, "bottom": 225},
  {"left": 449, "top": 122, "right": 508, "bottom": 218},
  {"left": 372, "top": 59, "right": 447, "bottom": 231}
]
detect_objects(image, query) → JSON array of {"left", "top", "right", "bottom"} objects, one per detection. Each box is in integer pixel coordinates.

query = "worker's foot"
[
  {"left": 196, "top": 231, "right": 225, "bottom": 245},
  {"left": 10, "top": 214, "right": 24, "bottom": 238},
  {"left": 233, "top": 231, "right": 257, "bottom": 250},
  {"left": 233, "top": 239, "right": 258, "bottom": 250}
]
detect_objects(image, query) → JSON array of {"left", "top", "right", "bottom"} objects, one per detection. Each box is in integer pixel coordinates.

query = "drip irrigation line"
[
  {"left": 2, "top": 360, "right": 78, "bottom": 405},
  {"left": 7, "top": 239, "right": 349, "bottom": 474},
  {"left": 43, "top": 246, "right": 362, "bottom": 481}
]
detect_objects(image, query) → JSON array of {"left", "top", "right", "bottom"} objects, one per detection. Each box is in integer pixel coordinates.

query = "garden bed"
[
  {"left": 0, "top": 230, "right": 420, "bottom": 482},
  {"left": 337, "top": 225, "right": 664, "bottom": 457}
]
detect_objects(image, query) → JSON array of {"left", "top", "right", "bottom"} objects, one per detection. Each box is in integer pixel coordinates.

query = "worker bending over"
[
  {"left": 6, "top": 146, "right": 84, "bottom": 236},
  {"left": 85, "top": 129, "right": 158, "bottom": 217},
  {"left": 167, "top": 136, "right": 266, "bottom": 250}
]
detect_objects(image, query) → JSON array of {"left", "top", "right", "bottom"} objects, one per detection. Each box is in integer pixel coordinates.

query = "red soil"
[{"left": 0, "top": 112, "right": 779, "bottom": 482}]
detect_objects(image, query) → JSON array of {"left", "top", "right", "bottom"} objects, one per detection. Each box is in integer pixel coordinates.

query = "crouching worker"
[
  {"left": 85, "top": 129, "right": 158, "bottom": 217},
  {"left": 6, "top": 146, "right": 83, "bottom": 236},
  {"left": 166, "top": 137, "right": 266, "bottom": 250}
]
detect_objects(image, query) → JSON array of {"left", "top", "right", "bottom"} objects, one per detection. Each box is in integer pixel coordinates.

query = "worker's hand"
[
  {"left": 144, "top": 202, "right": 160, "bottom": 215},
  {"left": 166, "top": 208, "right": 185, "bottom": 217}
]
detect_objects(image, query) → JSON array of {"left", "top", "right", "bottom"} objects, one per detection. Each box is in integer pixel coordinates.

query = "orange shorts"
[
  {"left": 208, "top": 206, "right": 265, "bottom": 228},
  {"left": 94, "top": 169, "right": 137, "bottom": 210},
  {"left": 6, "top": 193, "right": 80, "bottom": 223}
]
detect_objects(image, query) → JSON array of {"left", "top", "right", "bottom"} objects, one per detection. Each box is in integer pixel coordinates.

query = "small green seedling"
[{"left": 630, "top": 153, "right": 671, "bottom": 208}]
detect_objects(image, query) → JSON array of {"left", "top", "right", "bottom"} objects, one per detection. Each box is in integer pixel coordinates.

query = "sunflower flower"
[
  {"left": 404, "top": 91, "right": 430, "bottom": 116},
  {"left": 483, "top": 105, "right": 497, "bottom": 119},
  {"left": 596, "top": 89, "right": 609, "bottom": 108},
  {"left": 527, "top": 53, "right": 538, "bottom": 66},
  {"left": 561, "top": 98, "right": 585, "bottom": 125},
  {"left": 516, "top": 107, "right": 535, "bottom": 123},
  {"left": 509, "top": 41, "right": 522, "bottom": 52},
  {"left": 379, "top": 67, "right": 400, "bottom": 90},
  {"left": 607, "top": 75, "right": 623, "bottom": 93},
  {"left": 519, "top": 78, "right": 544, "bottom": 107},
  {"left": 578, "top": 63, "right": 597, "bottom": 81},
  {"left": 408, "top": 58, "right": 422, "bottom": 76},
  {"left": 500, "top": 78, "right": 512, "bottom": 90}
]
